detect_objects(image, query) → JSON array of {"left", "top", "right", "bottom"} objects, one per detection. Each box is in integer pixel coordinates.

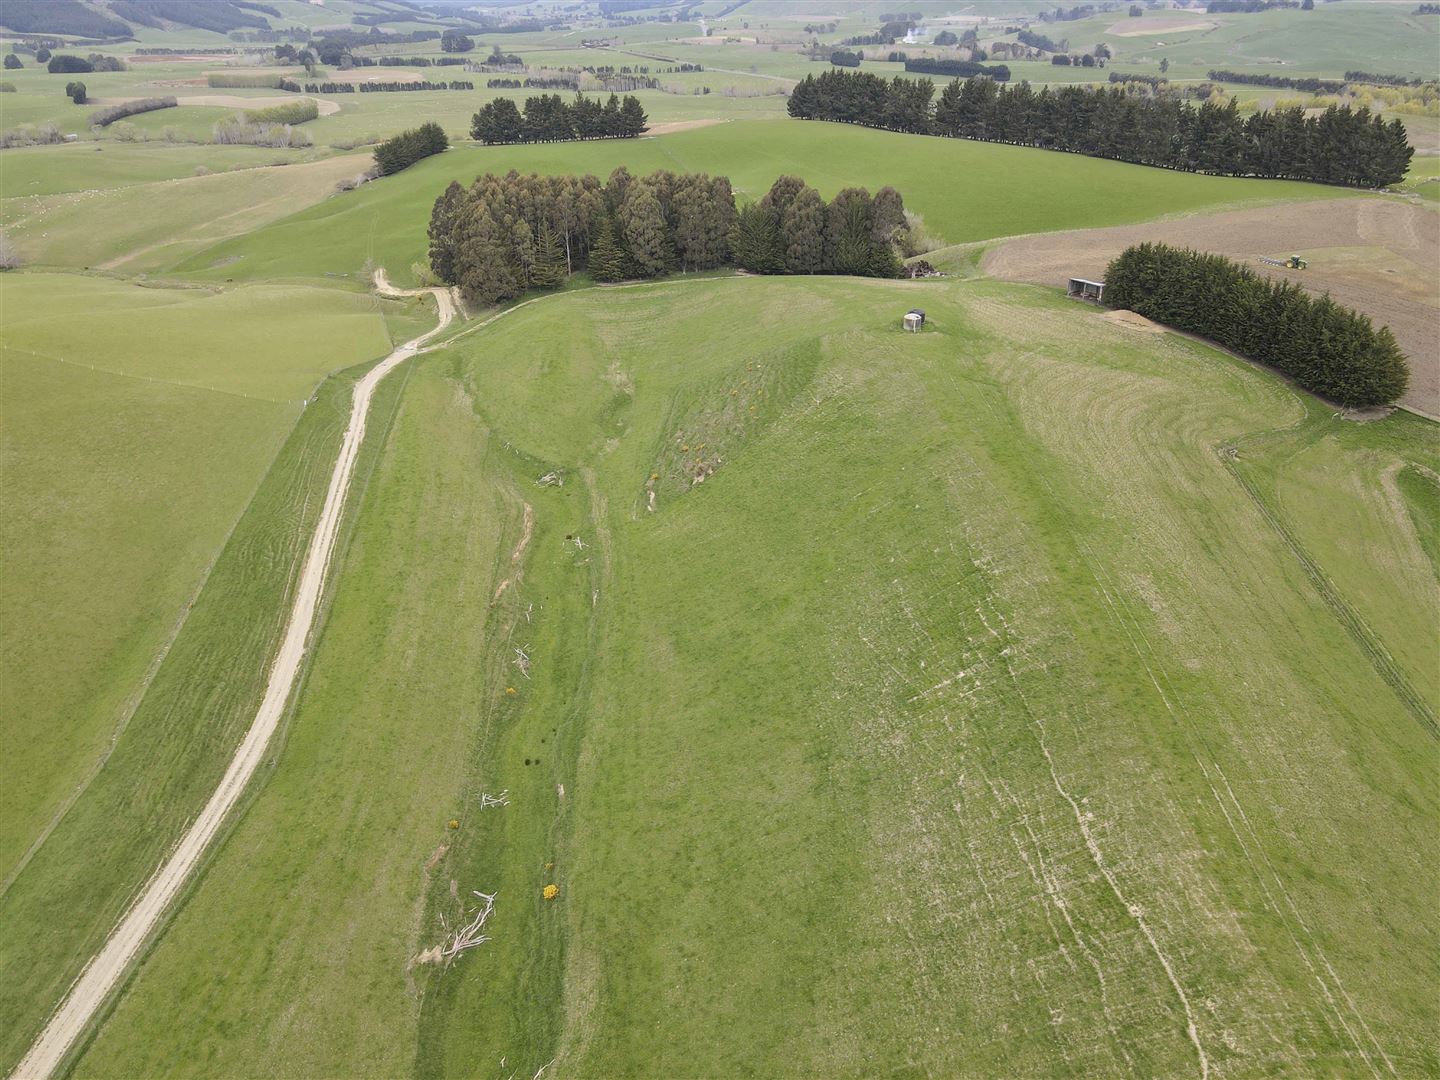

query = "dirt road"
[
  {"left": 11, "top": 272, "right": 454, "bottom": 1080},
  {"left": 981, "top": 197, "right": 1440, "bottom": 417}
]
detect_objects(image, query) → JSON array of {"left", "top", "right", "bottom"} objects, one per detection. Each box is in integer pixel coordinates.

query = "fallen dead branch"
[
  {"left": 514, "top": 646, "right": 532, "bottom": 679},
  {"left": 441, "top": 890, "right": 495, "bottom": 960},
  {"left": 537, "top": 470, "right": 564, "bottom": 487},
  {"left": 478, "top": 790, "right": 509, "bottom": 809}
]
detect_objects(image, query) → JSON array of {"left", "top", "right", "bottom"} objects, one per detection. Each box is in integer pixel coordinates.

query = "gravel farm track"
[
  {"left": 10, "top": 273, "right": 454, "bottom": 1080},
  {"left": 982, "top": 196, "right": 1440, "bottom": 418}
]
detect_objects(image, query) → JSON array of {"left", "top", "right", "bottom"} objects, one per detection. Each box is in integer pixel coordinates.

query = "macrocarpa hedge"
[
  {"left": 1102, "top": 243, "right": 1409, "bottom": 407},
  {"left": 243, "top": 99, "right": 318, "bottom": 125},
  {"left": 90, "top": 96, "right": 177, "bottom": 127},
  {"left": 206, "top": 72, "right": 284, "bottom": 89}
]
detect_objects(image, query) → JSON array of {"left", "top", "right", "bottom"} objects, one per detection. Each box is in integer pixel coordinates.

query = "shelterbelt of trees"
[
  {"left": 1104, "top": 243, "right": 1409, "bottom": 406},
  {"left": 788, "top": 70, "right": 1413, "bottom": 188},
  {"left": 470, "top": 92, "right": 648, "bottom": 144},
  {"left": 426, "top": 169, "right": 907, "bottom": 305},
  {"left": 374, "top": 122, "right": 448, "bottom": 176}
]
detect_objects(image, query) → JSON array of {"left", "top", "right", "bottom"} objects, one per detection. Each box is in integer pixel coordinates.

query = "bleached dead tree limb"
[
  {"left": 478, "top": 790, "right": 509, "bottom": 809},
  {"left": 437, "top": 890, "right": 495, "bottom": 961},
  {"left": 514, "top": 646, "right": 532, "bottom": 679}
]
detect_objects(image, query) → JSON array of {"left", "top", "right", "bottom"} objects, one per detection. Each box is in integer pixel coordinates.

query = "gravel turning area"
[{"left": 982, "top": 197, "right": 1440, "bottom": 417}]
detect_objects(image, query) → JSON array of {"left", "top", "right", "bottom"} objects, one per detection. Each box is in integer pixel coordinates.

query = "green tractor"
[{"left": 1260, "top": 254, "right": 1308, "bottom": 270}]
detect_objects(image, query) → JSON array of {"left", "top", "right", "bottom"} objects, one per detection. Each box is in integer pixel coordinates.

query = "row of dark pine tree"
[
  {"left": 428, "top": 169, "right": 734, "bottom": 305},
  {"left": 470, "top": 92, "right": 648, "bottom": 144},
  {"left": 787, "top": 70, "right": 1413, "bottom": 188},
  {"left": 1103, "top": 243, "right": 1409, "bottom": 406},
  {"left": 426, "top": 170, "right": 908, "bottom": 306},
  {"left": 731, "top": 177, "right": 904, "bottom": 278}
]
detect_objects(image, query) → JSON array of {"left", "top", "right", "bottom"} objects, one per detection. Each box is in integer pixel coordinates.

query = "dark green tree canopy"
[
  {"left": 1103, "top": 243, "right": 1409, "bottom": 406},
  {"left": 790, "top": 70, "right": 1412, "bottom": 188},
  {"left": 427, "top": 170, "right": 909, "bottom": 306}
]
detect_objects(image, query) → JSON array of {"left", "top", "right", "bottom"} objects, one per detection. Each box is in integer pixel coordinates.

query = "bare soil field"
[
  {"left": 89, "top": 95, "right": 341, "bottom": 116},
  {"left": 982, "top": 197, "right": 1440, "bottom": 417},
  {"left": 646, "top": 118, "right": 728, "bottom": 136},
  {"left": 127, "top": 54, "right": 222, "bottom": 63},
  {"left": 1106, "top": 17, "right": 1217, "bottom": 35}
]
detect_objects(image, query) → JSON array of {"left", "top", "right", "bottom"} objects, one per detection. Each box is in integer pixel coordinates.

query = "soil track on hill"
[
  {"left": 982, "top": 197, "right": 1440, "bottom": 417},
  {"left": 10, "top": 273, "right": 454, "bottom": 1080}
]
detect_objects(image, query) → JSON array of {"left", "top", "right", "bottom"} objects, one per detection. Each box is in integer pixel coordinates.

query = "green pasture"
[
  {"left": 172, "top": 117, "right": 1347, "bottom": 288},
  {"left": 64, "top": 275, "right": 1438, "bottom": 1077},
  {"left": 289, "top": 85, "right": 785, "bottom": 149},
  {"left": 0, "top": 273, "right": 435, "bottom": 1073},
  {"left": 118, "top": 105, "right": 237, "bottom": 143},
  {"left": 0, "top": 142, "right": 315, "bottom": 197},
  {"left": 1023, "top": 0, "right": 1438, "bottom": 80},
  {"left": 1400, "top": 154, "right": 1440, "bottom": 201},
  {"left": 0, "top": 271, "right": 419, "bottom": 898},
  {"left": 0, "top": 152, "right": 371, "bottom": 270}
]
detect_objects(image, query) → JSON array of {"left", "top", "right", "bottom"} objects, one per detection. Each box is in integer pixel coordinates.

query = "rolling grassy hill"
[
  {"left": 172, "top": 118, "right": 1349, "bottom": 287},
  {"left": 52, "top": 275, "right": 1439, "bottom": 1078},
  {"left": 0, "top": 153, "right": 371, "bottom": 270}
]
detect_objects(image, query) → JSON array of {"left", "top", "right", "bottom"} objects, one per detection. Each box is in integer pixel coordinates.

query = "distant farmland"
[{"left": 172, "top": 119, "right": 1349, "bottom": 287}]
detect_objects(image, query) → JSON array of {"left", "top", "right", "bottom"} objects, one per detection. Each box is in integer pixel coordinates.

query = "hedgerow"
[
  {"left": 243, "top": 99, "right": 317, "bottom": 124},
  {"left": 89, "top": 96, "right": 176, "bottom": 126},
  {"left": 206, "top": 72, "right": 283, "bottom": 88},
  {"left": 373, "top": 121, "right": 447, "bottom": 175},
  {"left": 1102, "top": 243, "right": 1409, "bottom": 406}
]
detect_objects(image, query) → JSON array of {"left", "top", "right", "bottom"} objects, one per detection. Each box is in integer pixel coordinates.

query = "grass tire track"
[{"left": 1218, "top": 443, "right": 1438, "bottom": 739}]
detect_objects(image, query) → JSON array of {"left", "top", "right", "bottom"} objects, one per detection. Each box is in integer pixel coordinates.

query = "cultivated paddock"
[{"left": 982, "top": 197, "right": 1440, "bottom": 416}]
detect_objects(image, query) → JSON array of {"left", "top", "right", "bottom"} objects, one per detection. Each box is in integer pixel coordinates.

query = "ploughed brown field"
[{"left": 982, "top": 197, "right": 1440, "bottom": 417}]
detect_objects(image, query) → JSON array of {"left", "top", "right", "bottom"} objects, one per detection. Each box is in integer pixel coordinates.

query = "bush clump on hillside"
[
  {"left": 48, "top": 54, "right": 93, "bottom": 74},
  {"left": 1103, "top": 243, "right": 1409, "bottom": 406},
  {"left": 0, "top": 122, "right": 62, "bottom": 147},
  {"left": 212, "top": 116, "right": 312, "bottom": 147},
  {"left": 243, "top": 99, "right": 318, "bottom": 125},
  {"left": 89, "top": 96, "right": 176, "bottom": 126},
  {"left": 0, "top": 231, "right": 21, "bottom": 269},
  {"left": 65, "top": 80, "right": 87, "bottom": 104},
  {"left": 372, "top": 121, "right": 447, "bottom": 175}
]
